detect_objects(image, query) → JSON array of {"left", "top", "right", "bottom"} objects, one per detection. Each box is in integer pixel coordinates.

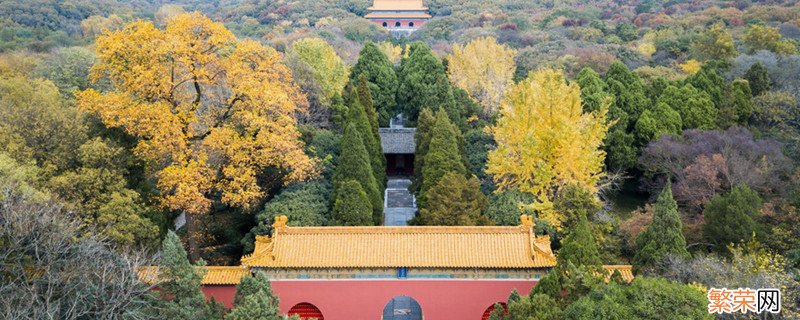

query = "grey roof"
[{"left": 379, "top": 128, "right": 416, "bottom": 154}]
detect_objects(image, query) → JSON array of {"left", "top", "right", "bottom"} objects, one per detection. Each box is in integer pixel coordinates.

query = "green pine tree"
[
  {"left": 717, "top": 79, "right": 753, "bottom": 127},
  {"left": 158, "top": 231, "right": 218, "bottom": 320},
  {"left": 417, "top": 172, "right": 490, "bottom": 226},
  {"left": 487, "top": 303, "right": 507, "bottom": 320},
  {"left": 576, "top": 67, "right": 609, "bottom": 113},
  {"left": 419, "top": 109, "right": 466, "bottom": 205},
  {"left": 225, "top": 290, "right": 281, "bottom": 320},
  {"left": 332, "top": 123, "right": 382, "bottom": 225},
  {"left": 605, "top": 61, "right": 648, "bottom": 121},
  {"left": 331, "top": 179, "right": 373, "bottom": 226},
  {"left": 396, "top": 42, "right": 457, "bottom": 123},
  {"left": 657, "top": 84, "right": 717, "bottom": 129},
  {"left": 234, "top": 272, "right": 276, "bottom": 305},
  {"left": 633, "top": 102, "right": 682, "bottom": 145},
  {"left": 410, "top": 107, "right": 436, "bottom": 195},
  {"left": 344, "top": 86, "right": 386, "bottom": 190},
  {"left": 743, "top": 62, "right": 770, "bottom": 97},
  {"left": 602, "top": 61, "right": 647, "bottom": 171},
  {"left": 350, "top": 42, "right": 398, "bottom": 127},
  {"left": 703, "top": 184, "right": 764, "bottom": 253},
  {"left": 558, "top": 213, "right": 602, "bottom": 268},
  {"left": 633, "top": 181, "right": 690, "bottom": 272},
  {"left": 508, "top": 289, "right": 521, "bottom": 304}
]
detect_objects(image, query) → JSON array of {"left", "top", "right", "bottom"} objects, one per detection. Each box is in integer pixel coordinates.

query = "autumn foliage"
[
  {"left": 487, "top": 69, "right": 608, "bottom": 229},
  {"left": 77, "top": 13, "right": 318, "bottom": 257}
]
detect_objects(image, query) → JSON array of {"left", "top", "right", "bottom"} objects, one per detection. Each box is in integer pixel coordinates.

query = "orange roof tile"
[
  {"left": 601, "top": 265, "right": 635, "bottom": 282},
  {"left": 136, "top": 266, "right": 250, "bottom": 285},
  {"left": 368, "top": 0, "right": 428, "bottom": 11},
  {"left": 241, "top": 215, "right": 556, "bottom": 269},
  {"left": 365, "top": 12, "right": 432, "bottom": 19}
]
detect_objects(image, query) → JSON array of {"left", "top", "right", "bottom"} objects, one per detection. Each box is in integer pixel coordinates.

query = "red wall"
[
  {"left": 201, "top": 279, "right": 536, "bottom": 319},
  {"left": 368, "top": 19, "right": 428, "bottom": 29},
  {"left": 202, "top": 286, "right": 237, "bottom": 309}
]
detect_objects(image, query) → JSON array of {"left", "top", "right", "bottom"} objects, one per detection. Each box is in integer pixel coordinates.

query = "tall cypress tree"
[
  {"left": 743, "top": 62, "right": 770, "bottom": 97},
  {"left": 419, "top": 109, "right": 466, "bottom": 205},
  {"left": 332, "top": 123, "right": 382, "bottom": 225},
  {"left": 417, "top": 172, "right": 489, "bottom": 226},
  {"left": 396, "top": 42, "right": 457, "bottom": 123},
  {"left": 602, "top": 61, "right": 647, "bottom": 171},
  {"left": 350, "top": 42, "right": 398, "bottom": 127},
  {"left": 410, "top": 107, "right": 436, "bottom": 195},
  {"left": 558, "top": 213, "right": 602, "bottom": 268},
  {"left": 345, "top": 87, "right": 386, "bottom": 190},
  {"left": 331, "top": 179, "right": 374, "bottom": 226},
  {"left": 576, "top": 67, "right": 609, "bottom": 113},
  {"left": 227, "top": 272, "right": 281, "bottom": 320},
  {"left": 634, "top": 181, "right": 690, "bottom": 272},
  {"left": 158, "top": 231, "right": 221, "bottom": 320},
  {"left": 234, "top": 272, "right": 276, "bottom": 305}
]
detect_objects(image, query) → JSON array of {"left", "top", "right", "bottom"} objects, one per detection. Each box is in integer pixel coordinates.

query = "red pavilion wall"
[
  {"left": 368, "top": 19, "right": 428, "bottom": 29},
  {"left": 201, "top": 279, "right": 537, "bottom": 320}
]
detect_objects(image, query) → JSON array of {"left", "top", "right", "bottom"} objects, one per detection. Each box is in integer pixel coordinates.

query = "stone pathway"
[{"left": 384, "top": 177, "right": 416, "bottom": 226}]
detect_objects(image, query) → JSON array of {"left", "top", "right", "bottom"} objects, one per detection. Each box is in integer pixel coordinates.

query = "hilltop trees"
[
  {"left": 744, "top": 25, "right": 797, "bottom": 55},
  {"left": 349, "top": 42, "right": 398, "bottom": 127},
  {"left": 448, "top": 37, "right": 516, "bottom": 116},
  {"left": 656, "top": 84, "right": 717, "bottom": 129},
  {"left": 487, "top": 69, "right": 608, "bottom": 229},
  {"left": 743, "top": 62, "right": 771, "bottom": 97},
  {"left": 77, "top": 13, "right": 317, "bottom": 260},
  {"left": 691, "top": 24, "right": 736, "bottom": 61}
]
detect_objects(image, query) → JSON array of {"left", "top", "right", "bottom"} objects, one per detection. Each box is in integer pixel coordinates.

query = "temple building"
[
  {"left": 365, "top": 0, "right": 432, "bottom": 34},
  {"left": 139, "top": 215, "right": 634, "bottom": 320}
]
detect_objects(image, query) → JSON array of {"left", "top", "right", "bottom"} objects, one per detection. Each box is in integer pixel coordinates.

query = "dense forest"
[{"left": 2, "top": 0, "right": 800, "bottom": 318}]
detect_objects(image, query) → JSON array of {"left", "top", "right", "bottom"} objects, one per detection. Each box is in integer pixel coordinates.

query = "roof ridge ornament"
[
  {"left": 520, "top": 214, "right": 535, "bottom": 228},
  {"left": 273, "top": 215, "right": 288, "bottom": 229}
]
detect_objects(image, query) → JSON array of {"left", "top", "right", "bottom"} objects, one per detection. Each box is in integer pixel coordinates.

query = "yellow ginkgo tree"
[
  {"left": 486, "top": 69, "right": 609, "bottom": 229},
  {"left": 448, "top": 37, "right": 516, "bottom": 117},
  {"left": 77, "top": 12, "right": 318, "bottom": 260}
]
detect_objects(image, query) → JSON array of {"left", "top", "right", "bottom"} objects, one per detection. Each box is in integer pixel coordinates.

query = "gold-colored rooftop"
[
  {"left": 241, "top": 215, "right": 557, "bottom": 269},
  {"left": 137, "top": 266, "right": 249, "bottom": 285},
  {"left": 368, "top": 0, "right": 428, "bottom": 11}
]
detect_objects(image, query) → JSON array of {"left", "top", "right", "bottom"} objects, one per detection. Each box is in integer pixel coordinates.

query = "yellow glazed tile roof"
[
  {"left": 241, "top": 215, "right": 556, "bottom": 269},
  {"left": 601, "top": 265, "right": 635, "bottom": 282},
  {"left": 365, "top": 12, "right": 432, "bottom": 19},
  {"left": 368, "top": 0, "right": 428, "bottom": 11},
  {"left": 136, "top": 266, "right": 249, "bottom": 285}
]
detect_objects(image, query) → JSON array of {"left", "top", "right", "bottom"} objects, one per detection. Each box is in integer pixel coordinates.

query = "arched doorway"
[
  {"left": 481, "top": 302, "right": 508, "bottom": 320},
  {"left": 288, "top": 302, "right": 324, "bottom": 320},
  {"left": 408, "top": 22, "right": 414, "bottom": 27},
  {"left": 382, "top": 22, "right": 388, "bottom": 27},
  {"left": 382, "top": 296, "right": 422, "bottom": 320},
  {"left": 395, "top": 21, "right": 401, "bottom": 27}
]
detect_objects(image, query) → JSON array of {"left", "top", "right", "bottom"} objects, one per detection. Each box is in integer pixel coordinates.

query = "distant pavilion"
[
  {"left": 365, "top": 0, "right": 432, "bottom": 34},
  {"left": 139, "top": 215, "right": 634, "bottom": 319}
]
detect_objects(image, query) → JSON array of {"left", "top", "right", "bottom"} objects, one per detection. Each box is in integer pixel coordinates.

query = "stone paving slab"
[{"left": 384, "top": 178, "right": 416, "bottom": 226}]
